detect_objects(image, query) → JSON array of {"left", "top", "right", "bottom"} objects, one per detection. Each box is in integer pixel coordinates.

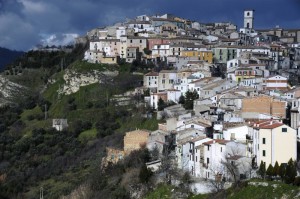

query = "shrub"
[{"left": 294, "top": 176, "right": 300, "bottom": 186}]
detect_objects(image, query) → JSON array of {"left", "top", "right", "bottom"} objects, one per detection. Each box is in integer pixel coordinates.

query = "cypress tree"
[
  {"left": 285, "top": 158, "right": 297, "bottom": 184},
  {"left": 257, "top": 161, "right": 266, "bottom": 179},
  {"left": 266, "top": 164, "right": 274, "bottom": 179},
  {"left": 279, "top": 163, "right": 286, "bottom": 181},
  {"left": 273, "top": 161, "right": 280, "bottom": 177}
]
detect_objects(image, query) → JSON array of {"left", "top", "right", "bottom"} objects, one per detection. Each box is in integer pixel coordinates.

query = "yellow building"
[
  {"left": 234, "top": 68, "right": 255, "bottom": 82},
  {"left": 182, "top": 50, "right": 213, "bottom": 63},
  {"left": 100, "top": 56, "right": 119, "bottom": 64}
]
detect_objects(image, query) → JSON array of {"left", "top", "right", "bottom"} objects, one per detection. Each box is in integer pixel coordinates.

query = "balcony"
[{"left": 246, "top": 135, "right": 253, "bottom": 141}]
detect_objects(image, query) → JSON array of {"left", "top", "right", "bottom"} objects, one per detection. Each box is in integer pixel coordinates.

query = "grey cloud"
[{"left": 0, "top": 0, "right": 299, "bottom": 50}]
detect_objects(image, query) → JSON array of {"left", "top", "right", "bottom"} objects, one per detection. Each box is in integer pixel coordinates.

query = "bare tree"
[{"left": 207, "top": 164, "right": 226, "bottom": 192}]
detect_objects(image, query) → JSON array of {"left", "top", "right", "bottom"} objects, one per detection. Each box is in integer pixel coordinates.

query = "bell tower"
[{"left": 244, "top": 9, "right": 254, "bottom": 29}]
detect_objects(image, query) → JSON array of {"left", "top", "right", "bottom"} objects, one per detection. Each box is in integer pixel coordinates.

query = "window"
[
  {"left": 130, "top": 40, "right": 132, "bottom": 43},
  {"left": 140, "top": 40, "right": 142, "bottom": 43},
  {"left": 263, "top": 138, "right": 266, "bottom": 144},
  {"left": 282, "top": 128, "right": 287, "bottom": 132},
  {"left": 207, "top": 145, "right": 210, "bottom": 151},
  {"left": 196, "top": 156, "right": 197, "bottom": 162},
  {"left": 263, "top": 150, "right": 266, "bottom": 157},
  {"left": 220, "top": 147, "right": 222, "bottom": 152},
  {"left": 191, "top": 125, "right": 194, "bottom": 128}
]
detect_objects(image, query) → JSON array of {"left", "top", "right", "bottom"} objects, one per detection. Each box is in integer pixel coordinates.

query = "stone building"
[
  {"left": 242, "top": 96, "right": 286, "bottom": 119},
  {"left": 124, "top": 129, "right": 150, "bottom": 154}
]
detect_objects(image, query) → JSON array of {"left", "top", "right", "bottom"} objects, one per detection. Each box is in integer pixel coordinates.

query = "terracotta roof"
[
  {"left": 203, "top": 139, "right": 229, "bottom": 145},
  {"left": 145, "top": 72, "right": 159, "bottom": 76},
  {"left": 253, "top": 120, "right": 284, "bottom": 129},
  {"left": 259, "top": 122, "right": 283, "bottom": 129}
]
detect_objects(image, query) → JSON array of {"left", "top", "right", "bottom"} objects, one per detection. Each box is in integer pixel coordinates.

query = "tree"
[
  {"left": 180, "top": 171, "right": 193, "bottom": 194},
  {"left": 279, "top": 163, "right": 286, "bottom": 181},
  {"left": 207, "top": 164, "right": 226, "bottom": 192},
  {"left": 143, "top": 48, "right": 152, "bottom": 55},
  {"left": 157, "top": 97, "right": 166, "bottom": 111},
  {"left": 184, "top": 90, "right": 199, "bottom": 110},
  {"left": 266, "top": 164, "right": 274, "bottom": 179},
  {"left": 178, "top": 95, "right": 185, "bottom": 105},
  {"left": 273, "top": 161, "right": 280, "bottom": 177},
  {"left": 257, "top": 161, "right": 266, "bottom": 179},
  {"left": 144, "top": 88, "right": 150, "bottom": 97},
  {"left": 285, "top": 158, "right": 297, "bottom": 184},
  {"left": 139, "top": 164, "right": 153, "bottom": 183}
]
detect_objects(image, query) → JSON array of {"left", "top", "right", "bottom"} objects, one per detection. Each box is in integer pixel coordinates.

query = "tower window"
[{"left": 247, "top": 12, "right": 250, "bottom": 16}]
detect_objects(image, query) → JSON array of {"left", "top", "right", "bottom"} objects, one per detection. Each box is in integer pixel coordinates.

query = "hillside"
[
  {"left": 0, "top": 47, "right": 24, "bottom": 71},
  {"left": 0, "top": 45, "right": 158, "bottom": 198}
]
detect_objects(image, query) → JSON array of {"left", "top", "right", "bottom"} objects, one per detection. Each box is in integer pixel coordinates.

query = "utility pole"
[
  {"left": 40, "top": 186, "right": 44, "bottom": 199},
  {"left": 44, "top": 104, "right": 48, "bottom": 120}
]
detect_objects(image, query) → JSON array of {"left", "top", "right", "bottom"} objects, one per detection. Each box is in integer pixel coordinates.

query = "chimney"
[{"left": 270, "top": 117, "right": 273, "bottom": 125}]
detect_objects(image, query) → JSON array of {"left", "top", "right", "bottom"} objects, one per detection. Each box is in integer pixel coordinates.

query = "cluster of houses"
[
  {"left": 82, "top": 10, "right": 300, "bottom": 76},
  {"left": 96, "top": 10, "right": 300, "bottom": 182},
  {"left": 104, "top": 105, "right": 296, "bottom": 181}
]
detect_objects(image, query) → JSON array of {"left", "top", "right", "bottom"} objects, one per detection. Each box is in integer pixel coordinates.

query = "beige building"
[
  {"left": 124, "top": 129, "right": 150, "bottom": 154},
  {"left": 126, "top": 36, "right": 147, "bottom": 53},
  {"left": 158, "top": 70, "right": 178, "bottom": 91},
  {"left": 252, "top": 120, "right": 297, "bottom": 167}
]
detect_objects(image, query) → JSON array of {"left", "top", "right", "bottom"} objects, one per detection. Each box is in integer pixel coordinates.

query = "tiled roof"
[
  {"left": 145, "top": 72, "right": 159, "bottom": 76},
  {"left": 203, "top": 139, "right": 229, "bottom": 145},
  {"left": 253, "top": 120, "right": 284, "bottom": 129}
]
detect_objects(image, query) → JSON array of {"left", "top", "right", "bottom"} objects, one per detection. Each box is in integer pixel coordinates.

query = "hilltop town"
[
  {"left": 1, "top": 9, "right": 300, "bottom": 199},
  {"left": 74, "top": 9, "right": 300, "bottom": 197}
]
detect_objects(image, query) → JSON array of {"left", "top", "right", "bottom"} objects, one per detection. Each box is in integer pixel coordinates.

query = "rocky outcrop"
[
  {"left": 59, "top": 69, "right": 118, "bottom": 95},
  {"left": 0, "top": 75, "right": 26, "bottom": 106}
]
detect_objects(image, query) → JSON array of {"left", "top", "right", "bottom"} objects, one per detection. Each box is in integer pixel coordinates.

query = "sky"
[{"left": 0, "top": 0, "right": 299, "bottom": 51}]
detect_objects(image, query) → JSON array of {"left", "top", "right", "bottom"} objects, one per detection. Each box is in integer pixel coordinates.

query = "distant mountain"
[{"left": 0, "top": 47, "right": 24, "bottom": 70}]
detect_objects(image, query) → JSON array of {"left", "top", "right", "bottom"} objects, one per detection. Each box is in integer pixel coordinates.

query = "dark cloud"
[{"left": 0, "top": 0, "right": 299, "bottom": 50}]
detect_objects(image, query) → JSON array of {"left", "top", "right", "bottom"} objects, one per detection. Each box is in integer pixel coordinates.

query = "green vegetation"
[
  {"left": 69, "top": 60, "right": 118, "bottom": 72},
  {"left": 78, "top": 128, "right": 97, "bottom": 143},
  {"left": 0, "top": 45, "right": 158, "bottom": 198},
  {"left": 226, "top": 179, "right": 300, "bottom": 199},
  {"left": 145, "top": 184, "right": 174, "bottom": 199},
  {"left": 189, "top": 179, "right": 300, "bottom": 199}
]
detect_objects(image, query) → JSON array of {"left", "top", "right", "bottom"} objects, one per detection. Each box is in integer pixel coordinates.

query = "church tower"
[{"left": 244, "top": 9, "right": 254, "bottom": 29}]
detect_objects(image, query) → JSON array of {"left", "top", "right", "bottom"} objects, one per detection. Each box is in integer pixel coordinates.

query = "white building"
[
  {"left": 264, "top": 75, "right": 288, "bottom": 90},
  {"left": 152, "top": 44, "right": 170, "bottom": 57},
  {"left": 251, "top": 120, "right": 297, "bottom": 167},
  {"left": 143, "top": 72, "right": 159, "bottom": 90},
  {"left": 203, "top": 140, "right": 250, "bottom": 180}
]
